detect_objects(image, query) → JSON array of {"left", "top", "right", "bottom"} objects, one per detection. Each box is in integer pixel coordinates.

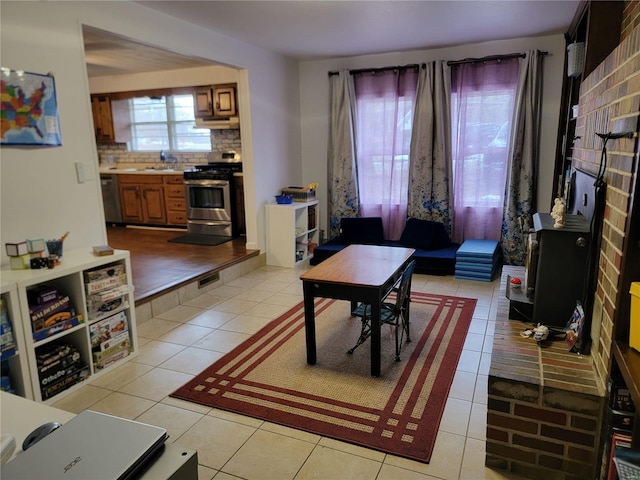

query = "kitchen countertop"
[
  {"left": 100, "top": 167, "right": 243, "bottom": 176},
  {"left": 99, "top": 167, "right": 184, "bottom": 175}
]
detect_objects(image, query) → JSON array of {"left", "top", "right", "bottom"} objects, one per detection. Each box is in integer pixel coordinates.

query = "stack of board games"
[
  {"left": 84, "top": 263, "right": 131, "bottom": 371},
  {"left": 1, "top": 299, "right": 16, "bottom": 360},
  {"left": 36, "top": 343, "right": 89, "bottom": 399},
  {"left": 86, "top": 284, "right": 133, "bottom": 321},
  {"left": 83, "top": 264, "right": 126, "bottom": 296},
  {"left": 27, "top": 287, "right": 83, "bottom": 342},
  {"left": 89, "top": 311, "right": 130, "bottom": 370}
]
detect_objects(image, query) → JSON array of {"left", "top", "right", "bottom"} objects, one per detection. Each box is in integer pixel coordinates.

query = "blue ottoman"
[{"left": 455, "top": 239, "right": 502, "bottom": 281}]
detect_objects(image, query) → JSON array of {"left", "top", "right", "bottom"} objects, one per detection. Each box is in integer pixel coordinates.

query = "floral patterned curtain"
[
  {"left": 501, "top": 50, "right": 543, "bottom": 265},
  {"left": 407, "top": 62, "right": 453, "bottom": 234},
  {"left": 327, "top": 71, "right": 359, "bottom": 240}
]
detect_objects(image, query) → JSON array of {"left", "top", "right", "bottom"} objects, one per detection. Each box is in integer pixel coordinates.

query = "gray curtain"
[
  {"left": 408, "top": 62, "right": 453, "bottom": 234},
  {"left": 501, "top": 50, "right": 543, "bottom": 265},
  {"left": 327, "top": 71, "right": 359, "bottom": 240}
]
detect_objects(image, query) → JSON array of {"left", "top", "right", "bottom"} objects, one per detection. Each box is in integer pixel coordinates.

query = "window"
[
  {"left": 126, "top": 94, "right": 211, "bottom": 152},
  {"left": 353, "top": 69, "right": 418, "bottom": 239},
  {"left": 450, "top": 60, "right": 519, "bottom": 241}
]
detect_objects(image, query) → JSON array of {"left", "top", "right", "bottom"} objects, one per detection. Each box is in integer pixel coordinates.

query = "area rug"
[
  {"left": 168, "top": 233, "right": 232, "bottom": 246},
  {"left": 171, "top": 292, "right": 476, "bottom": 463}
]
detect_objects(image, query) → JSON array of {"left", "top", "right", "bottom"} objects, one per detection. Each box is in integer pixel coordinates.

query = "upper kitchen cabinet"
[
  {"left": 90, "top": 94, "right": 131, "bottom": 144},
  {"left": 91, "top": 94, "right": 114, "bottom": 142},
  {"left": 194, "top": 84, "right": 237, "bottom": 119}
]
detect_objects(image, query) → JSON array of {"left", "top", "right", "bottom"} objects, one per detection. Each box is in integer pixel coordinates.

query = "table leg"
[
  {"left": 371, "top": 299, "right": 381, "bottom": 376},
  {"left": 303, "top": 281, "right": 316, "bottom": 365},
  {"left": 406, "top": 276, "right": 412, "bottom": 343},
  {"left": 350, "top": 300, "right": 358, "bottom": 315}
]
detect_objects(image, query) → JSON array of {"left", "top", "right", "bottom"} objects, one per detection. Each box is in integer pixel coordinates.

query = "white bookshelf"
[
  {"left": 266, "top": 200, "right": 319, "bottom": 268},
  {"left": 1, "top": 249, "right": 137, "bottom": 403}
]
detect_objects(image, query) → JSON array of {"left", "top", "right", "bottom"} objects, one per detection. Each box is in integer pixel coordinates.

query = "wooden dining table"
[{"left": 300, "top": 244, "right": 415, "bottom": 376}]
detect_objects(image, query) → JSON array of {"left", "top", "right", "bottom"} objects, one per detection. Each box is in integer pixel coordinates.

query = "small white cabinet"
[
  {"left": 266, "top": 200, "right": 319, "bottom": 268},
  {"left": 0, "top": 249, "right": 137, "bottom": 403}
]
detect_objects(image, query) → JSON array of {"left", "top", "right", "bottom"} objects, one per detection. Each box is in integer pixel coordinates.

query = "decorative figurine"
[{"left": 551, "top": 197, "right": 566, "bottom": 228}]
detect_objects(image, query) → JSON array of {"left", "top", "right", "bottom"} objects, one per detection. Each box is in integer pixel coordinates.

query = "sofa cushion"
[
  {"left": 340, "top": 217, "right": 385, "bottom": 245},
  {"left": 399, "top": 218, "right": 450, "bottom": 251}
]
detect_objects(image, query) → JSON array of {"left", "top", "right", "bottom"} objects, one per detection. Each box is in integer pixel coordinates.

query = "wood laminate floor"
[{"left": 106, "top": 226, "right": 259, "bottom": 304}]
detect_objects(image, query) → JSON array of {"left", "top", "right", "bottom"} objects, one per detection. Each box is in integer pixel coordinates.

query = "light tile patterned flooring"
[{"left": 52, "top": 264, "right": 526, "bottom": 480}]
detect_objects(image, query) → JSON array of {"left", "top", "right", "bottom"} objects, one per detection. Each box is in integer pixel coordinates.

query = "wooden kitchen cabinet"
[
  {"left": 118, "top": 175, "right": 166, "bottom": 225},
  {"left": 163, "top": 175, "right": 187, "bottom": 226},
  {"left": 194, "top": 84, "right": 237, "bottom": 119},
  {"left": 91, "top": 94, "right": 114, "bottom": 142}
]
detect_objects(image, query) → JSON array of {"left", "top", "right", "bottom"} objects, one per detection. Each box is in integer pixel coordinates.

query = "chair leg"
[
  {"left": 394, "top": 323, "right": 401, "bottom": 362},
  {"left": 393, "top": 315, "right": 411, "bottom": 362},
  {"left": 347, "top": 317, "right": 372, "bottom": 354}
]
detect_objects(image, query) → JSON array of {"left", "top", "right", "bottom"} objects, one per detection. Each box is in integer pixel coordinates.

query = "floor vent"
[{"left": 198, "top": 272, "right": 220, "bottom": 288}]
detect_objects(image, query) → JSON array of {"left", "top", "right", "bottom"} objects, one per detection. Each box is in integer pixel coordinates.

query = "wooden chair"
[{"left": 347, "top": 260, "right": 415, "bottom": 361}]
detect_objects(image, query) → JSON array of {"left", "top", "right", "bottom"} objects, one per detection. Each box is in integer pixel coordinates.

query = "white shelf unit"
[
  {"left": 1, "top": 280, "right": 34, "bottom": 399},
  {"left": 266, "top": 200, "right": 319, "bottom": 267},
  {"left": 0, "top": 249, "right": 137, "bottom": 403}
]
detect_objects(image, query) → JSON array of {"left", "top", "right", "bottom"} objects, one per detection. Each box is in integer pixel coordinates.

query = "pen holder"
[{"left": 46, "top": 240, "right": 63, "bottom": 258}]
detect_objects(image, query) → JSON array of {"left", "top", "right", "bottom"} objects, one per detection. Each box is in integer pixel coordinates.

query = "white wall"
[
  {"left": 1, "top": 1, "right": 301, "bottom": 266},
  {"left": 299, "top": 34, "right": 566, "bottom": 236}
]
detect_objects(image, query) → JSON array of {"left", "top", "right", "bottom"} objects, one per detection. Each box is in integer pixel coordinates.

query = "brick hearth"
[{"left": 486, "top": 267, "right": 606, "bottom": 480}]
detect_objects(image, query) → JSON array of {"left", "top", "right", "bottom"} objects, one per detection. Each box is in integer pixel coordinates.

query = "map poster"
[{"left": 1, "top": 68, "right": 62, "bottom": 146}]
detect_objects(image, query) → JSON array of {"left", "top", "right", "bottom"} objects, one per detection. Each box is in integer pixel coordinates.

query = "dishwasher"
[{"left": 100, "top": 174, "right": 123, "bottom": 224}]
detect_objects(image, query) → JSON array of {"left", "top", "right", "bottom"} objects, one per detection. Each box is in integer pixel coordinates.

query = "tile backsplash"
[{"left": 97, "top": 128, "right": 241, "bottom": 168}]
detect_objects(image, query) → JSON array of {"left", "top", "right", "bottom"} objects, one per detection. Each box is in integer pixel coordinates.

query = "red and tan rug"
[{"left": 171, "top": 292, "right": 476, "bottom": 463}]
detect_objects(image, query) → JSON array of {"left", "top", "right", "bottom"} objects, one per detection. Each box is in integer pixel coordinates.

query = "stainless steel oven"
[
  {"left": 184, "top": 176, "right": 232, "bottom": 236},
  {"left": 183, "top": 157, "right": 242, "bottom": 236}
]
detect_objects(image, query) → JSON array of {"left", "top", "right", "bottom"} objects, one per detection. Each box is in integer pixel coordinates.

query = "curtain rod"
[
  {"left": 328, "top": 51, "right": 548, "bottom": 77},
  {"left": 328, "top": 64, "right": 420, "bottom": 77},
  {"left": 446, "top": 50, "right": 548, "bottom": 66}
]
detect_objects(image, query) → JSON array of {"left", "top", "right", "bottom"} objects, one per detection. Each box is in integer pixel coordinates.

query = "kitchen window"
[{"left": 125, "top": 94, "right": 211, "bottom": 152}]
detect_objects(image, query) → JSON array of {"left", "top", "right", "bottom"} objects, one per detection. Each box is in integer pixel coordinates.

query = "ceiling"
[{"left": 84, "top": 0, "right": 581, "bottom": 76}]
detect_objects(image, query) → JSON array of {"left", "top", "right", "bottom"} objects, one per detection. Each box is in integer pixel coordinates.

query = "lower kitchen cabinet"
[
  {"left": 163, "top": 175, "right": 187, "bottom": 226},
  {"left": 0, "top": 249, "right": 138, "bottom": 403},
  {"left": 118, "top": 175, "right": 166, "bottom": 225}
]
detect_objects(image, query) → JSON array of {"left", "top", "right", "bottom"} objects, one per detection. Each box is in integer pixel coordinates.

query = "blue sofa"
[{"left": 310, "top": 217, "right": 460, "bottom": 275}]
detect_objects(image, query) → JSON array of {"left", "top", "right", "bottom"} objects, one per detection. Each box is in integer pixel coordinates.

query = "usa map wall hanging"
[{"left": 1, "top": 67, "right": 62, "bottom": 146}]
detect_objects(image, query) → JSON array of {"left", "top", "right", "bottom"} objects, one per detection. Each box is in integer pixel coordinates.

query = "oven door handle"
[{"left": 184, "top": 179, "right": 230, "bottom": 187}]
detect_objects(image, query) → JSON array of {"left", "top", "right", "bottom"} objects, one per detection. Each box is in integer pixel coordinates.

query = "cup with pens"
[{"left": 46, "top": 232, "right": 69, "bottom": 267}]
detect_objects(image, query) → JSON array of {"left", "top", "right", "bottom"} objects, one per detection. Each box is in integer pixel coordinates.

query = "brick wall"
[
  {"left": 622, "top": 0, "right": 640, "bottom": 41},
  {"left": 486, "top": 17, "right": 639, "bottom": 480},
  {"left": 571, "top": 22, "right": 640, "bottom": 391}
]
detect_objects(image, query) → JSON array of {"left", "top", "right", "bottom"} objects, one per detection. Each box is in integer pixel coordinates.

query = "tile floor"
[{"left": 52, "top": 264, "right": 526, "bottom": 480}]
